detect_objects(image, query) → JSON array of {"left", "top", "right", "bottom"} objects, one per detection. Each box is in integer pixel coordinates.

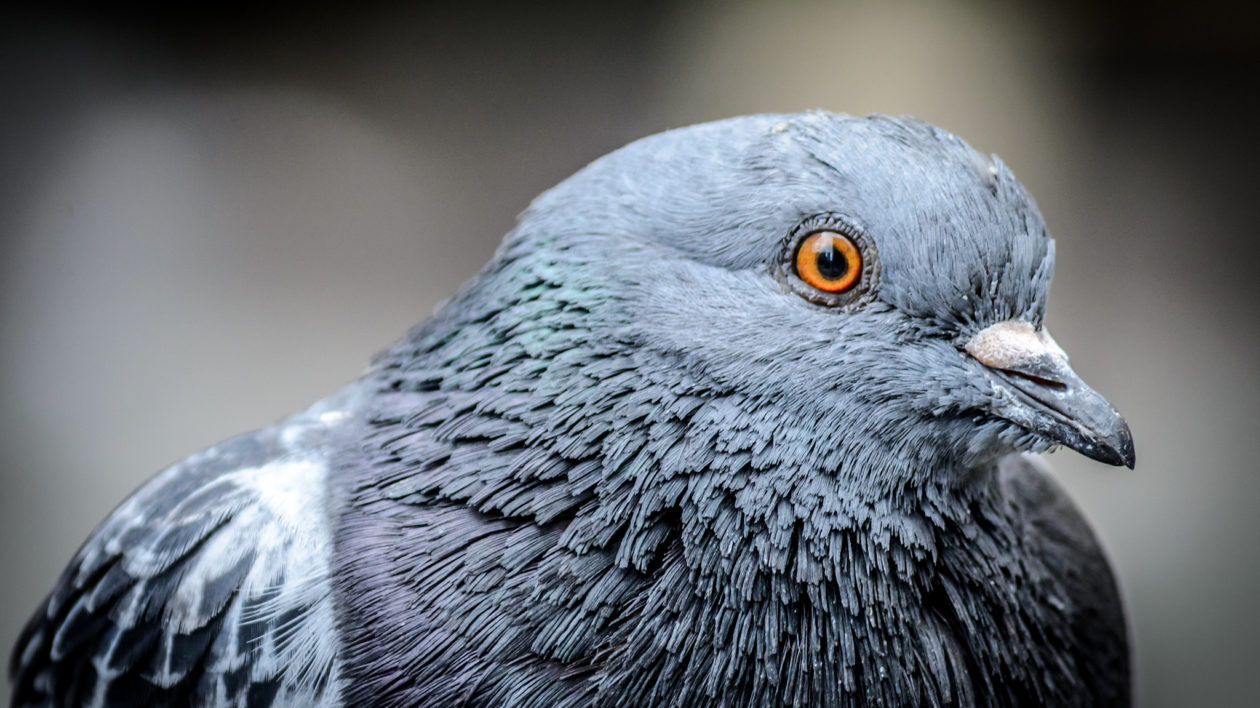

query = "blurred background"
[{"left": 2, "top": 1, "right": 1256, "bottom": 704}]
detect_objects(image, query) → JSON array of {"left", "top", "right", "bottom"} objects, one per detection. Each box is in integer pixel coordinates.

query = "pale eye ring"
[{"left": 776, "top": 214, "right": 879, "bottom": 308}]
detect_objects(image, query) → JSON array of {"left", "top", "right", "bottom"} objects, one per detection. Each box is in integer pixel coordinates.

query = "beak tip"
[
  {"left": 1118, "top": 421, "right": 1136, "bottom": 469},
  {"left": 1090, "top": 417, "right": 1135, "bottom": 469}
]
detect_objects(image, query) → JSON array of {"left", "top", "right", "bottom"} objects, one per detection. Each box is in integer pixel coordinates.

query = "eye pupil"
[{"left": 815, "top": 244, "right": 849, "bottom": 280}]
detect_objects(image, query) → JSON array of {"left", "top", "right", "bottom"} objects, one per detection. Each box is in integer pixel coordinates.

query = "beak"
[{"left": 965, "top": 320, "right": 1135, "bottom": 468}]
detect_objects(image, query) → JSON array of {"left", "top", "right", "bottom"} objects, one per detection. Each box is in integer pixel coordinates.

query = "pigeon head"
[{"left": 397, "top": 111, "right": 1131, "bottom": 506}]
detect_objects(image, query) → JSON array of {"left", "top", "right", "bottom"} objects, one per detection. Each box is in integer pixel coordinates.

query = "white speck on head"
[{"left": 319, "top": 410, "right": 349, "bottom": 424}]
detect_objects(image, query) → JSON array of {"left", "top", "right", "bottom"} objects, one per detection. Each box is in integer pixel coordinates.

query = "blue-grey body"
[{"left": 11, "top": 112, "right": 1131, "bottom": 707}]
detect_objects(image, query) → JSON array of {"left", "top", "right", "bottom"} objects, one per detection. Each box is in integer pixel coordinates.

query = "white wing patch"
[{"left": 12, "top": 399, "right": 354, "bottom": 707}]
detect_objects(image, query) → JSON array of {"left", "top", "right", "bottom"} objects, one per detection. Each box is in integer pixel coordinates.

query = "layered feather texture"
[
  {"left": 12, "top": 112, "right": 1127, "bottom": 707},
  {"left": 11, "top": 397, "right": 355, "bottom": 706}
]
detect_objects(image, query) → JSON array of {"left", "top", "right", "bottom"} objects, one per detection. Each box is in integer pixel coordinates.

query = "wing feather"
[{"left": 11, "top": 416, "right": 347, "bottom": 708}]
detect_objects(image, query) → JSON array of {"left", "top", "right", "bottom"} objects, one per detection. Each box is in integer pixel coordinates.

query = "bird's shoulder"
[
  {"left": 998, "top": 453, "right": 1131, "bottom": 707},
  {"left": 9, "top": 387, "right": 367, "bottom": 707}
]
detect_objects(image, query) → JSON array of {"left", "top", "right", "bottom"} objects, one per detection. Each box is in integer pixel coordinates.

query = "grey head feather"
[
  {"left": 524, "top": 111, "right": 1052, "bottom": 327},
  {"left": 407, "top": 111, "right": 1056, "bottom": 483},
  {"left": 332, "top": 111, "right": 1125, "bottom": 707},
  {"left": 8, "top": 111, "right": 1126, "bottom": 708}
]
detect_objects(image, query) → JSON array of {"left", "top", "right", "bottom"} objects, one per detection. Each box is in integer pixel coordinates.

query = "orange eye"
[{"left": 794, "top": 231, "right": 861, "bottom": 292}]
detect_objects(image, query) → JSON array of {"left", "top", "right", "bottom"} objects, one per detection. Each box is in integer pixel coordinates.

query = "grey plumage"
[{"left": 11, "top": 111, "right": 1131, "bottom": 707}]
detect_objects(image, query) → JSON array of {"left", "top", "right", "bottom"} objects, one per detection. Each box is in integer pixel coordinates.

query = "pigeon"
[{"left": 10, "top": 111, "right": 1134, "bottom": 707}]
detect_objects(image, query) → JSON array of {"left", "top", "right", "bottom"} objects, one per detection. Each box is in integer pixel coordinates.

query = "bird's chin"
[{"left": 943, "top": 414, "right": 1054, "bottom": 470}]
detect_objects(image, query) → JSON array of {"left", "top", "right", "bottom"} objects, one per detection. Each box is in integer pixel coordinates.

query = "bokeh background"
[{"left": 3, "top": 1, "right": 1257, "bottom": 704}]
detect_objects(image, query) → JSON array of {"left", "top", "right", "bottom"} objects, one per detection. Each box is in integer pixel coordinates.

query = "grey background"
[{"left": 3, "top": 1, "right": 1256, "bottom": 704}]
